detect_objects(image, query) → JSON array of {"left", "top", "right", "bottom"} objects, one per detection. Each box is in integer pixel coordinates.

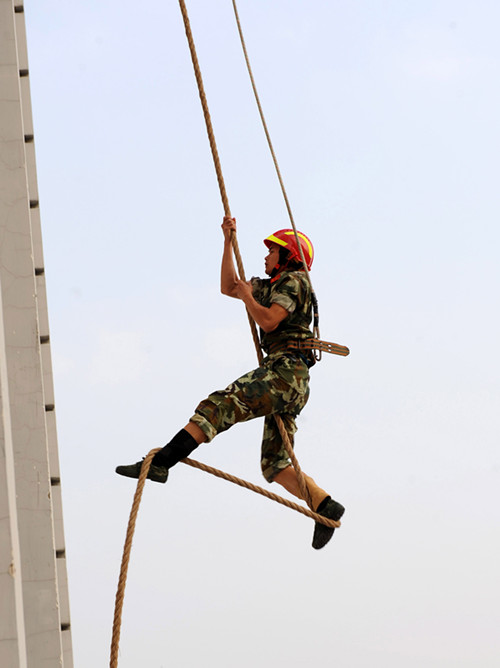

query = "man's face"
[{"left": 265, "top": 244, "right": 281, "bottom": 275}]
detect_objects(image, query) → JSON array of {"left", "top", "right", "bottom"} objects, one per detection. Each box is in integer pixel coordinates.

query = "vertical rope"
[
  {"left": 231, "top": 0, "right": 321, "bottom": 351},
  {"left": 178, "top": 0, "right": 263, "bottom": 362}
]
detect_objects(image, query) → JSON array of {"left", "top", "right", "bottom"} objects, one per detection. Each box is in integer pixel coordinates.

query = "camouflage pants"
[{"left": 190, "top": 353, "right": 310, "bottom": 482}]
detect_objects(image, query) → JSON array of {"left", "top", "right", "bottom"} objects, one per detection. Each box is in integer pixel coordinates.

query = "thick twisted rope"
[
  {"left": 181, "top": 457, "right": 338, "bottom": 524},
  {"left": 110, "top": 449, "right": 157, "bottom": 668},
  {"left": 110, "top": 450, "right": 340, "bottom": 667},
  {"left": 177, "top": 0, "right": 262, "bottom": 361}
]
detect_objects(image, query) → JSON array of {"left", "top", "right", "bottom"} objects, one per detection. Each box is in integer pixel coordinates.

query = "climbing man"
[{"left": 116, "top": 217, "right": 344, "bottom": 549}]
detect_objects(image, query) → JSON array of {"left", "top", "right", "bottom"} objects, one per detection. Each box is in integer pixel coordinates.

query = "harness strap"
[{"left": 267, "top": 338, "right": 350, "bottom": 357}]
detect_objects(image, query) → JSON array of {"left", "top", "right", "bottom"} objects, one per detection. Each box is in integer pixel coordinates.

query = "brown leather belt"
[{"left": 267, "top": 338, "right": 350, "bottom": 357}]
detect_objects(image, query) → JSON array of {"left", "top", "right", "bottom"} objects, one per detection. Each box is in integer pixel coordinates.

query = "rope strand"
[
  {"left": 178, "top": 0, "right": 262, "bottom": 360},
  {"left": 231, "top": 0, "right": 321, "bottom": 349},
  {"left": 110, "top": 449, "right": 157, "bottom": 668},
  {"left": 181, "top": 457, "right": 339, "bottom": 526},
  {"left": 109, "top": 450, "right": 339, "bottom": 666}
]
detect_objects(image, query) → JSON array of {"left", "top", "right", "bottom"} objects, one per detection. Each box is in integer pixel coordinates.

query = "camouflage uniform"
[{"left": 190, "top": 271, "right": 314, "bottom": 482}]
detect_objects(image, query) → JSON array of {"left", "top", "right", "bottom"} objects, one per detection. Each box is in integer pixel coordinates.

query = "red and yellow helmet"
[{"left": 264, "top": 229, "right": 314, "bottom": 270}]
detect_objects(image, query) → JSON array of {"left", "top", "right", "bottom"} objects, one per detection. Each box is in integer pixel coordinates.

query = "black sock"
[{"left": 152, "top": 428, "right": 199, "bottom": 469}]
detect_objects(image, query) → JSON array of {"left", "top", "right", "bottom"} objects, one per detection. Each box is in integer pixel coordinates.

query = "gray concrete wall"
[{"left": 0, "top": 1, "right": 73, "bottom": 666}]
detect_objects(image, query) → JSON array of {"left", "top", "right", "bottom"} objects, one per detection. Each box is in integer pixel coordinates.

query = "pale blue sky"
[{"left": 26, "top": 1, "right": 499, "bottom": 666}]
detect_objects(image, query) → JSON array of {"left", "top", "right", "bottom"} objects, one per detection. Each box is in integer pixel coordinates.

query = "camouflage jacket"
[{"left": 251, "top": 271, "right": 314, "bottom": 353}]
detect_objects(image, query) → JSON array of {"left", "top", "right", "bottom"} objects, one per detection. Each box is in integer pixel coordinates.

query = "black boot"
[
  {"left": 115, "top": 429, "right": 199, "bottom": 484},
  {"left": 312, "top": 496, "right": 345, "bottom": 549}
]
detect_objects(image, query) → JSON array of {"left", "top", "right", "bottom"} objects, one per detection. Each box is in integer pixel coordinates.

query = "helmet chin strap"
[
  {"left": 271, "top": 255, "right": 303, "bottom": 278},
  {"left": 270, "top": 248, "right": 297, "bottom": 280},
  {"left": 269, "top": 264, "right": 281, "bottom": 283}
]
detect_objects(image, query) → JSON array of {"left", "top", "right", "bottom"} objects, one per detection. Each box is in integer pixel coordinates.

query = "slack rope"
[
  {"left": 110, "top": 3, "right": 335, "bottom": 664},
  {"left": 110, "top": 449, "right": 340, "bottom": 667}
]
